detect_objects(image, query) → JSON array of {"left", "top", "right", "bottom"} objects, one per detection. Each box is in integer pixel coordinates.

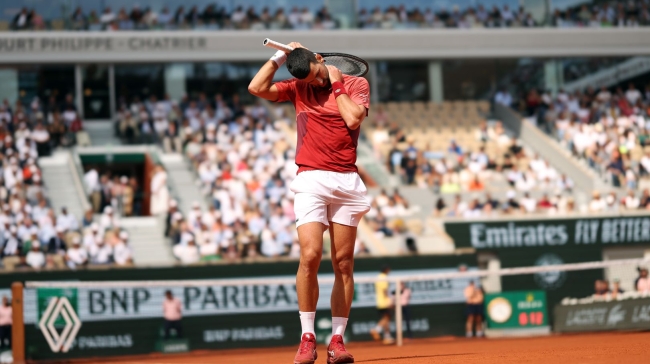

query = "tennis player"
[{"left": 249, "top": 42, "right": 370, "bottom": 364}]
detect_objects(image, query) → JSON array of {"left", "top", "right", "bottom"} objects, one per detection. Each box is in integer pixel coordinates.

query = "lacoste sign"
[{"left": 554, "top": 298, "right": 650, "bottom": 332}]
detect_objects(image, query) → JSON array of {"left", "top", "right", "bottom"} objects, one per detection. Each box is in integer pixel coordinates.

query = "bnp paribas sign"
[{"left": 445, "top": 215, "right": 650, "bottom": 249}]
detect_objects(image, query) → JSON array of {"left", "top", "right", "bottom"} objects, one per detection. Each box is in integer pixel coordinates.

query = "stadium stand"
[
  {"left": 519, "top": 83, "right": 650, "bottom": 206},
  {"left": 3, "top": 1, "right": 650, "bottom": 31},
  {"left": 0, "top": 96, "right": 136, "bottom": 271},
  {"left": 365, "top": 100, "right": 580, "bottom": 216},
  {"left": 114, "top": 93, "right": 374, "bottom": 262}
]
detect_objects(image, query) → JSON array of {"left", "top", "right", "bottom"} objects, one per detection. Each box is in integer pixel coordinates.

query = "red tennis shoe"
[
  {"left": 327, "top": 334, "right": 354, "bottom": 363},
  {"left": 294, "top": 333, "right": 318, "bottom": 364}
]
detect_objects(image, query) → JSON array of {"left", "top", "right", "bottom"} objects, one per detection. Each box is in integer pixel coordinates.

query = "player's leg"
[
  {"left": 475, "top": 311, "right": 484, "bottom": 337},
  {"left": 297, "top": 221, "right": 326, "bottom": 313},
  {"left": 466, "top": 313, "right": 475, "bottom": 338},
  {"left": 293, "top": 188, "right": 329, "bottom": 364},
  {"left": 326, "top": 222, "right": 357, "bottom": 363},
  {"left": 329, "top": 222, "right": 356, "bottom": 318},
  {"left": 380, "top": 311, "right": 394, "bottom": 344},
  {"left": 326, "top": 171, "right": 369, "bottom": 363}
]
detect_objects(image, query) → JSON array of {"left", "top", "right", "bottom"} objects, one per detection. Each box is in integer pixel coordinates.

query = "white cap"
[
  {"left": 104, "top": 206, "right": 113, "bottom": 214},
  {"left": 172, "top": 212, "right": 183, "bottom": 221},
  {"left": 192, "top": 201, "right": 201, "bottom": 209},
  {"left": 72, "top": 236, "right": 81, "bottom": 245},
  {"left": 507, "top": 190, "right": 516, "bottom": 199},
  {"left": 169, "top": 199, "right": 178, "bottom": 208},
  {"left": 120, "top": 176, "right": 128, "bottom": 184},
  {"left": 9, "top": 225, "right": 17, "bottom": 234},
  {"left": 119, "top": 231, "right": 129, "bottom": 240},
  {"left": 56, "top": 226, "right": 65, "bottom": 233},
  {"left": 32, "top": 241, "right": 41, "bottom": 248},
  {"left": 91, "top": 222, "right": 99, "bottom": 231}
]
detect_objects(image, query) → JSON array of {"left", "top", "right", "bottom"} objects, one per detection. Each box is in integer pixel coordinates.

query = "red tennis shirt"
[{"left": 275, "top": 74, "right": 370, "bottom": 174}]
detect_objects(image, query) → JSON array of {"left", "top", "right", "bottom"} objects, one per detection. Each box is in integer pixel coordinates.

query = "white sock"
[
  {"left": 332, "top": 317, "right": 348, "bottom": 336},
  {"left": 373, "top": 325, "right": 383, "bottom": 333},
  {"left": 300, "top": 311, "right": 316, "bottom": 337}
]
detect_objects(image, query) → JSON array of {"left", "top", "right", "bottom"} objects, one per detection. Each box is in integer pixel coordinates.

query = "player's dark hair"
[{"left": 286, "top": 48, "right": 317, "bottom": 80}]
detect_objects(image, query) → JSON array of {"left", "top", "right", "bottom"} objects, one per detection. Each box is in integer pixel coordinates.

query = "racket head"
[{"left": 317, "top": 53, "right": 369, "bottom": 78}]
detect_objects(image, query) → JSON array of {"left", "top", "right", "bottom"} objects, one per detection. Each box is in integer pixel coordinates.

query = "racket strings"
[{"left": 322, "top": 55, "right": 368, "bottom": 77}]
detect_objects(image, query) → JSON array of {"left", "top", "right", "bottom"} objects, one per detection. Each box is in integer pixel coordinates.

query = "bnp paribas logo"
[{"left": 37, "top": 288, "right": 82, "bottom": 353}]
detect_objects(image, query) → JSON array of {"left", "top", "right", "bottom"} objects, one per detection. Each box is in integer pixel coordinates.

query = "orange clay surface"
[{"left": 80, "top": 331, "right": 650, "bottom": 364}]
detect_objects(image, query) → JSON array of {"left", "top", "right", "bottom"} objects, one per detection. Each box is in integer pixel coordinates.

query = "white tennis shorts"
[{"left": 290, "top": 170, "right": 371, "bottom": 228}]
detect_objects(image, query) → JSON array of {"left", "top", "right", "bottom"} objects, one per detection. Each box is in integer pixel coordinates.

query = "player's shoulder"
[{"left": 343, "top": 74, "right": 369, "bottom": 86}]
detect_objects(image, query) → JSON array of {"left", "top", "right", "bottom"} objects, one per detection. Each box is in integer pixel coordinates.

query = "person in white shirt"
[
  {"left": 625, "top": 83, "right": 642, "bottom": 105},
  {"left": 83, "top": 223, "right": 102, "bottom": 249},
  {"left": 589, "top": 191, "right": 606, "bottom": 212},
  {"left": 113, "top": 231, "right": 133, "bottom": 266},
  {"left": 99, "top": 206, "right": 119, "bottom": 230},
  {"left": 26, "top": 241, "right": 45, "bottom": 269},
  {"left": 65, "top": 236, "right": 88, "bottom": 269},
  {"left": 173, "top": 238, "right": 200, "bottom": 264},
  {"left": 100, "top": 7, "right": 116, "bottom": 25},
  {"left": 162, "top": 290, "right": 183, "bottom": 339},
  {"left": 199, "top": 235, "right": 219, "bottom": 259},
  {"left": 520, "top": 193, "right": 538, "bottom": 213},
  {"left": 89, "top": 239, "right": 113, "bottom": 265},
  {"left": 260, "top": 227, "right": 284, "bottom": 257},
  {"left": 624, "top": 190, "right": 640, "bottom": 210},
  {"left": 3, "top": 226, "right": 20, "bottom": 257},
  {"left": 56, "top": 207, "right": 79, "bottom": 232}
]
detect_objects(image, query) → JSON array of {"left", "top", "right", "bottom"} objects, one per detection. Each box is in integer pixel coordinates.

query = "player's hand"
[
  {"left": 326, "top": 65, "right": 343, "bottom": 83},
  {"left": 286, "top": 42, "right": 307, "bottom": 54}
]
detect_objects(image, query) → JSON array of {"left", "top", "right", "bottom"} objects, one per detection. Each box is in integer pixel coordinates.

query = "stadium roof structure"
[{"left": 1, "top": 28, "right": 650, "bottom": 64}]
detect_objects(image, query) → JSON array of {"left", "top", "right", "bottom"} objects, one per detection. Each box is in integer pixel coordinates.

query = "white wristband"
[{"left": 270, "top": 50, "right": 287, "bottom": 67}]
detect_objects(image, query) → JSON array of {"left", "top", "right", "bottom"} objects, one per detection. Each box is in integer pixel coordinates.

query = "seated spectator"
[
  {"left": 173, "top": 237, "right": 200, "bottom": 264},
  {"left": 57, "top": 207, "right": 79, "bottom": 232},
  {"left": 25, "top": 241, "right": 45, "bottom": 269},
  {"left": 113, "top": 231, "right": 133, "bottom": 266},
  {"left": 89, "top": 239, "right": 113, "bottom": 265},
  {"left": 47, "top": 227, "right": 67, "bottom": 255},
  {"left": 65, "top": 236, "right": 88, "bottom": 269},
  {"left": 589, "top": 191, "right": 606, "bottom": 212}
]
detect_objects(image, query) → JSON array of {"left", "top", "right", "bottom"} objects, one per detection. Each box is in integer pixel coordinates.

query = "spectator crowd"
[
  {"left": 7, "top": 1, "right": 650, "bottom": 31},
  {"left": 115, "top": 92, "right": 369, "bottom": 264},
  {"left": 514, "top": 82, "right": 650, "bottom": 203},
  {"left": 0, "top": 94, "right": 133, "bottom": 271}
]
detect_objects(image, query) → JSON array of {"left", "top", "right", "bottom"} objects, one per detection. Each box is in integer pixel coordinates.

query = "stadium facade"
[{"left": 1, "top": 29, "right": 650, "bottom": 120}]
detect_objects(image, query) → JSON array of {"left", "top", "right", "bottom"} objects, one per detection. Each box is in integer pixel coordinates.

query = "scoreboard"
[{"left": 485, "top": 291, "right": 550, "bottom": 333}]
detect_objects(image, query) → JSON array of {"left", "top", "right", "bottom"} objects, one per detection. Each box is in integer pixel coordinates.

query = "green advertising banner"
[
  {"left": 24, "top": 303, "right": 467, "bottom": 360},
  {"left": 37, "top": 288, "right": 78, "bottom": 327},
  {"left": 485, "top": 291, "right": 548, "bottom": 330},
  {"left": 445, "top": 215, "right": 650, "bottom": 249}
]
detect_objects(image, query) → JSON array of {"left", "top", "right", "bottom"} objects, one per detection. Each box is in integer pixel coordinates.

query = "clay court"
[{"left": 91, "top": 331, "right": 650, "bottom": 364}]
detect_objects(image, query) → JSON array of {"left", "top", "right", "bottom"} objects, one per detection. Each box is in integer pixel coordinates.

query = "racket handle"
[{"left": 263, "top": 38, "right": 294, "bottom": 53}]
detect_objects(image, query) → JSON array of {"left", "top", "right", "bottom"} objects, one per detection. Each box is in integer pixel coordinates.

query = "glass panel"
[
  {"left": 443, "top": 59, "right": 523, "bottom": 100},
  {"left": 82, "top": 64, "right": 110, "bottom": 119},
  {"left": 0, "top": 65, "right": 75, "bottom": 110},
  {"left": 183, "top": 62, "right": 264, "bottom": 103},
  {"left": 376, "top": 61, "right": 429, "bottom": 102},
  {"left": 115, "top": 64, "right": 165, "bottom": 105}
]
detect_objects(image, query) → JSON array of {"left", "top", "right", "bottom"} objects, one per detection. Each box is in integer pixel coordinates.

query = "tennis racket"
[{"left": 263, "top": 38, "right": 369, "bottom": 77}]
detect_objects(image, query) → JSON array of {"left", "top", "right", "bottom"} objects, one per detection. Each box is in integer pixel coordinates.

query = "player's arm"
[
  {"left": 327, "top": 65, "right": 366, "bottom": 130},
  {"left": 249, "top": 41, "right": 305, "bottom": 102},
  {"left": 248, "top": 61, "right": 281, "bottom": 102}
]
